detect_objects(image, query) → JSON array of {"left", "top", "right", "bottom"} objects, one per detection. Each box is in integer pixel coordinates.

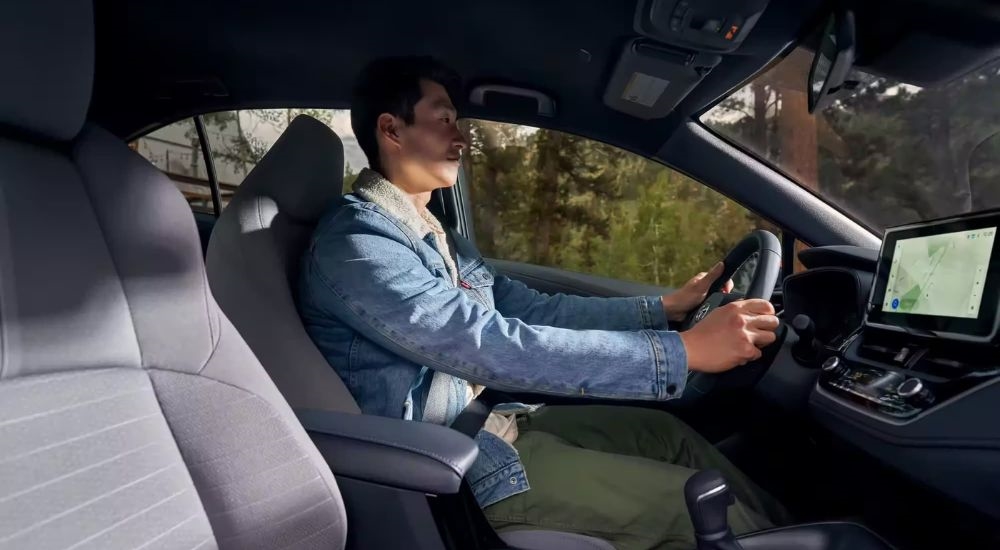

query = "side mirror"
[{"left": 808, "top": 10, "right": 858, "bottom": 113}]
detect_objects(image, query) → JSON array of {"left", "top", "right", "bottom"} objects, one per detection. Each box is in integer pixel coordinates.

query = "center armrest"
[{"left": 296, "top": 409, "right": 478, "bottom": 495}]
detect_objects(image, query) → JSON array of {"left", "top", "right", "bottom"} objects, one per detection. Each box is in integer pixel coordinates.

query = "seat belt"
[
  {"left": 449, "top": 389, "right": 515, "bottom": 438},
  {"left": 449, "top": 396, "right": 493, "bottom": 438}
]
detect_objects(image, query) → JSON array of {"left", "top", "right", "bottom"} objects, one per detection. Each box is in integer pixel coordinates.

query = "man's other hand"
[
  {"left": 678, "top": 299, "right": 779, "bottom": 373},
  {"left": 661, "top": 262, "right": 735, "bottom": 322}
]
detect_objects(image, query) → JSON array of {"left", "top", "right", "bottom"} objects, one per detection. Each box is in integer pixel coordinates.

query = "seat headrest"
[
  {"left": 0, "top": 0, "right": 94, "bottom": 141},
  {"left": 237, "top": 115, "right": 345, "bottom": 222}
]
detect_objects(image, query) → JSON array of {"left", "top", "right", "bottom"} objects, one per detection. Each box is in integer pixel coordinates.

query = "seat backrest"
[
  {"left": 206, "top": 116, "right": 360, "bottom": 413},
  {"left": 0, "top": 1, "right": 347, "bottom": 548}
]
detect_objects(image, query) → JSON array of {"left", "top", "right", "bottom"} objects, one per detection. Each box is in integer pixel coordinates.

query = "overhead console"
[
  {"left": 817, "top": 210, "right": 1000, "bottom": 420},
  {"left": 633, "top": 0, "right": 770, "bottom": 52},
  {"left": 604, "top": 0, "right": 770, "bottom": 118}
]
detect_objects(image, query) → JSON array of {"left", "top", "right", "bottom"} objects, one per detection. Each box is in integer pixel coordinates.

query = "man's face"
[{"left": 391, "top": 79, "right": 466, "bottom": 191}]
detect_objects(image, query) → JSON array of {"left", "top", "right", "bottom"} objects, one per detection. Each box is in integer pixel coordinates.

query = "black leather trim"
[
  {"left": 738, "top": 521, "right": 894, "bottom": 550},
  {"left": 296, "top": 409, "right": 479, "bottom": 495}
]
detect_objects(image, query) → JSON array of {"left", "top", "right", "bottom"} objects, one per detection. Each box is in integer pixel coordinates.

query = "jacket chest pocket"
[{"left": 459, "top": 264, "right": 495, "bottom": 309}]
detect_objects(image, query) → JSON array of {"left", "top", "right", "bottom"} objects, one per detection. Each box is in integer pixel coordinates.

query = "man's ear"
[{"left": 377, "top": 113, "right": 402, "bottom": 149}]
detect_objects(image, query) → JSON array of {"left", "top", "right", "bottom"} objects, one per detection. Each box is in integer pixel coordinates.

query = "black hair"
[{"left": 351, "top": 56, "right": 461, "bottom": 173}]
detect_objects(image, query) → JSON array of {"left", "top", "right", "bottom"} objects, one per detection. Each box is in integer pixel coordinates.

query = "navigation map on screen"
[{"left": 883, "top": 227, "right": 996, "bottom": 318}]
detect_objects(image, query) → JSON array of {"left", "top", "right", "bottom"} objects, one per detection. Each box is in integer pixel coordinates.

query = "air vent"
[
  {"left": 911, "top": 350, "right": 1000, "bottom": 382},
  {"left": 857, "top": 342, "right": 903, "bottom": 365}
]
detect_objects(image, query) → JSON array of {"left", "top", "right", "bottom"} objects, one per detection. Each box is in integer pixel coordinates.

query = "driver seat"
[
  {"left": 206, "top": 114, "right": 360, "bottom": 415},
  {"left": 206, "top": 118, "right": 616, "bottom": 550}
]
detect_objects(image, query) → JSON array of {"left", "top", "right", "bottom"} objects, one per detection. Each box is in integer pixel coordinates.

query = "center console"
[{"left": 818, "top": 210, "right": 1000, "bottom": 421}]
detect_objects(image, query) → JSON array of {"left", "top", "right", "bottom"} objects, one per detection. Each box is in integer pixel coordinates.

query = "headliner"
[{"left": 91, "top": 0, "right": 999, "bottom": 157}]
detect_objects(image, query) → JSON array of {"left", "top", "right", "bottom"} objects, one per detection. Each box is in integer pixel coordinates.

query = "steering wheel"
[
  {"left": 681, "top": 229, "right": 782, "bottom": 331},
  {"left": 675, "top": 230, "right": 783, "bottom": 404}
]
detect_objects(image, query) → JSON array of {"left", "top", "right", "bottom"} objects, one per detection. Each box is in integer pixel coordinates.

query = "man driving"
[{"left": 298, "top": 56, "right": 787, "bottom": 549}]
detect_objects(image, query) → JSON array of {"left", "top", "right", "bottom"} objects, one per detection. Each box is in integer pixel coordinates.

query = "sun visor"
[{"left": 603, "top": 40, "right": 721, "bottom": 120}]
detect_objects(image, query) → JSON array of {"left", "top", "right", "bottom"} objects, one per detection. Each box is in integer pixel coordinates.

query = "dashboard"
[{"left": 762, "top": 210, "right": 1000, "bottom": 521}]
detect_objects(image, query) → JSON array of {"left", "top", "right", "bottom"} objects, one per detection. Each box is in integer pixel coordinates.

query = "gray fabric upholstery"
[
  {"left": 151, "top": 370, "right": 344, "bottom": 549},
  {"left": 207, "top": 115, "right": 360, "bottom": 413},
  {"left": 0, "top": 123, "right": 349, "bottom": 548},
  {"left": 0, "top": 0, "right": 93, "bottom": 141},
  {"left": 81, "top": 124, "right": 348, "bottom": 548},
  {"left": 500, "top": 530, "right": 617, "bottom": 550},
  {"left": 0, "top": 137, "right": 141, "bottom": 379},
  {"left": 0, "top": 369, "right": 215, "bottom": 550},
  {"left": 0, "top": 1, "right": 348, "bottom": 542}
]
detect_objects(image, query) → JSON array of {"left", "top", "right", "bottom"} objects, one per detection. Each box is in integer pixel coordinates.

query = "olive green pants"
[{"left": 484, "top": 406, "right": 790, "bottom": 550}]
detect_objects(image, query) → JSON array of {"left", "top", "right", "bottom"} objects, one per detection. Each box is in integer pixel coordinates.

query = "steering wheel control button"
[{"left": 897, "top": 377, "right": 935, "bottom": 407}]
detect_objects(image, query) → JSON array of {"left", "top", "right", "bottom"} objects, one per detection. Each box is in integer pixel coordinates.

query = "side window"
[
  {"left": 133, "top": 118, "right": 214, "bottom": 214},
  {"left": 134, "top": 109, "right": 366, "bottom": 214},
  {"left": 202, "top": 109, "right": 364, "bottom": 209},
  {"left": 459, "top": 119, "right": 779, "bottom": 290}
]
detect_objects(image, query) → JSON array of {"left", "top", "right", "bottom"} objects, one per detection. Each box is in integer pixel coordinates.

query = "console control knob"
[
  {"left": 821, "top": 356, "right": 845, "bottom": 377},
  {"left": 897, "top": 377, "right": 935, "bottom": 407}
]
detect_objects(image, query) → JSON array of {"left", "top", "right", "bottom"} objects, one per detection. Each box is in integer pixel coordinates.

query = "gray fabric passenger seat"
[{"left": 0, "top": 1, "right": 345, "bottom": 548}]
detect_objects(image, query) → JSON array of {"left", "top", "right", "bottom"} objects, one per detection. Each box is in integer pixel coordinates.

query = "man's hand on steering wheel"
[
  {"left": 660, "top": 262, "right": 735, "bottom": 322},
  {"left": 678, "top": 299, "right": 780, "bottom": 373},
  {"left": 662, "top": 230, "right": 784, "bottom": 380}
]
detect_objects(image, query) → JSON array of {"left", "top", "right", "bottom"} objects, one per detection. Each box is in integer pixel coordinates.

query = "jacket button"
[
  {"left": 666, "top": 384, "right": 678, "bottom": 395},
  {"left": 509, "top": 476, "right": 518, "bottom": 485}
]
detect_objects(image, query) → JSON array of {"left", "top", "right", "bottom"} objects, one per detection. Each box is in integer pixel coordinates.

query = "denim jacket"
[{"left": 298, "top": 193, "right": 689, "bottom": 508}]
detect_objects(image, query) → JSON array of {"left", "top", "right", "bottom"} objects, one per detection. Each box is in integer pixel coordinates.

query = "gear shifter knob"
[
  {"left": 790, "top": 314, "right": 820, "bottom": 364},
  {"left": 685, "top": 470, "right": 743, "bottom": 550}
]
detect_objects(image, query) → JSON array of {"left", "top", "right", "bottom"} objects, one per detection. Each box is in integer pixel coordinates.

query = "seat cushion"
[{"left": 0, "top": 369, "right": 215, "bottom": 549}]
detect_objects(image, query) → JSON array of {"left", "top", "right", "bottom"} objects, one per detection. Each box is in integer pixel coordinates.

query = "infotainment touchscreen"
[
  {"left": 867, "top": 210, "right": 1000, "bottom": 341},
  {"left": 881, "top": 227, "right": 995, "bottom": 319}
]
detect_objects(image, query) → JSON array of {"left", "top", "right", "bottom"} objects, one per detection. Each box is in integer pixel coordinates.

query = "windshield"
[{"left": 702, "top": 49, "right": 1000, "bottom": 233}]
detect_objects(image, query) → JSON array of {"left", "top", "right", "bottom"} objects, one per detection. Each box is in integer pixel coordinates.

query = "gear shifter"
[
  {"left": 790, "top": 314, "right": 821, "bottom": 365},
  {"left": 684, "top": 470, "right": 744, "bottom": 550}
]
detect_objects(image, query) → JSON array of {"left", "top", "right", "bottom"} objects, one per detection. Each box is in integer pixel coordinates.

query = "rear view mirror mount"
[{"left": 808, "top": 10, "right": 858, "bottom": 113}]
